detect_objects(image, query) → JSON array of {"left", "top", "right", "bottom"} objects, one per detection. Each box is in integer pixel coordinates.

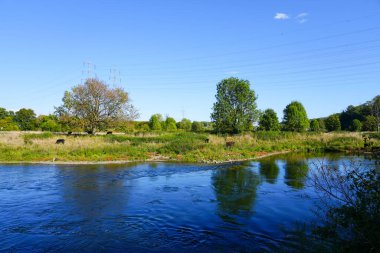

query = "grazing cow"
[
  {"left": 107, "top": 131, "right": 113, "bottom": 135},
  {"left": 67, "top": 131, "right": 72, "bottom": 135},
  {"left": 226, "top": 141, "right": 235, "bottom": 148},
  {"left": 56, "top": 139, "right": 65, "bottom": 144},
  {"left": 204, "top": 138, "right": 209, "bottom": 143},
  {"left": 86, "top": 130, "right": 93, "bottom": 135}
]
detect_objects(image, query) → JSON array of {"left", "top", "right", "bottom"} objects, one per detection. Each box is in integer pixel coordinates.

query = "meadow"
[{"left": 0, "top": 131, "right": 377, "bottom": 163}]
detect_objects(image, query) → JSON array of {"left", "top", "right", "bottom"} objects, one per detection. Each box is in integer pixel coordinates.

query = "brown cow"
[{"left": 226, "top": 141, "right": 235, "bottom": 148}]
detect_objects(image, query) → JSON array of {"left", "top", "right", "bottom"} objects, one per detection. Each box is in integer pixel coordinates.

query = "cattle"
[
  {"left": 67, "top": 131, "right": 72, "bottom": 135},
  {"left": 86, "top": 130, "right": 93, "bottom": 135},
  {"left": 204, "top": 138, "right": 209, "bottom": 143},
  {"left": 107, "top": 131, "right": 113, "bottom": 135},
  {"left": 56, "top": 139, "right": 65, "bottom": 144},
  {"left": 226, "top": 141, "right": 235, "bottom": 148}
]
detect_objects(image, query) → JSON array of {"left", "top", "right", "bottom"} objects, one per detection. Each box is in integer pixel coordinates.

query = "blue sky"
[{"left": 0, "top": 0, "right": 379, "bottom": 121}]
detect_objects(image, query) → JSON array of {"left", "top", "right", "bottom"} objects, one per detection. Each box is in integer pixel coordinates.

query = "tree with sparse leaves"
[{"left": 56, "top": 78, "right": 138, "bottom": 133}]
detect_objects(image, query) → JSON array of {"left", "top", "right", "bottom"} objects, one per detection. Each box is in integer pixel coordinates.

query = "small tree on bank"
[
  {"left": 258, "top": 109, "right": 280, "bottom": 131},
  {"left": 211, "top": 77, "right": 259, "bottom": 134},
  {"left": 310, "top": 119, "right": 320, "bottom": 132},
  {"left": 325, "top": 114, "right": 341, "bottom": 132},
  {"left": 282, "top": 101, "right": 309, "bottom": 132},
  {"left": 149, "top": 114, "right": 163, "bottom": 131},
  {"left": 56, "top": 78, "right": 138, "bottom": 133}
]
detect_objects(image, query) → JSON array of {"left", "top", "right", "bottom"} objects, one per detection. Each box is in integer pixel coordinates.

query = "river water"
[{"left": 0, "top": 153, "right": 379, "bottom": 252}]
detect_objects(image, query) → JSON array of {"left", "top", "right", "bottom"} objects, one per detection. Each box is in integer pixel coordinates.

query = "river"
[{"left": 0, "top": 153, "right": 379, "bottom": 252}]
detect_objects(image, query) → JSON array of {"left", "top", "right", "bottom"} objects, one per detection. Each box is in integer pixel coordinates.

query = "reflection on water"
[
  {"left": 259, "top": 159, "right": 279, "bottom": 184},
  {"left": 212, "top": 163, "right": 260, "bottom": 219},
  {"left": 0, "top": 153, "right": 378, "bottom": 252}
]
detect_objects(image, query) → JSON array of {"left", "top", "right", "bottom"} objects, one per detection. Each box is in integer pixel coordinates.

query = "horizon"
[{"left": 1, "top": 0, "right": 379, "bottom": 121}]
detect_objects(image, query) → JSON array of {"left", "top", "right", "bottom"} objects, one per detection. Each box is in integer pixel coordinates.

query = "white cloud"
[
  {"left": 295, "top": 12, "right": 309, "bottom": 23},
  {"left": 274, "top": 13, "right": 290, "bottom": 20}
]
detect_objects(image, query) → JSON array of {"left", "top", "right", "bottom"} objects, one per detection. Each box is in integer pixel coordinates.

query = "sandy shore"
[{"left": 0, "top": 151, "right": 291, "bottom": 165}]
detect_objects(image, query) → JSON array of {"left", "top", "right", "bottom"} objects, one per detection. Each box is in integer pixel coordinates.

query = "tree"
[
  {"left": 0, "top": 117, "right": 19, "bottom": 131},
  {"left": 37, "top": 115, "right": 61, "bottom": 132},
  {"left": 56, "top": 78, "right": 138, "bottom": 133},
  {"left": 192, "top": 121, "right": 204, "bottom": 132},
  {"left": 350, "top": 119, "right": 362, "bottom": 132},
  {"left": 177, "top": 118, "right": 192, "bottom": 131},
  {"left": 258, "top": 109, "right": 280, "bottom": 131},
  {"left": 282, "top": 101, "right": 309, "bottom": 132},
  {"left": 0, "top": 107, "right": 8, "bottom": 119},
  {"left": 362, "top": 115, "right": 377, "bottom": 131},
  {"left": 211, "top": 77, "right": 259, "bottom": 134},
  {"left": 369, "top": 95, "right": 380, "bottom": 132},
  {"left": 149, "top": 114, "right": 163, "bottom": 131},
  {"left": 325, "top": 114, "right": 341, "bottom": 132},
  {"left": 340, "top": 105, "right": 363, "bottom": 131},
  {"left": 165, "top": 117, "right": 177, "bottom": 131},
  {"left": 310, "top": 119, "right": 320, "bottom": 132},
  {"left": 14, "top": 108, "right": 36, "bottom": 130}
]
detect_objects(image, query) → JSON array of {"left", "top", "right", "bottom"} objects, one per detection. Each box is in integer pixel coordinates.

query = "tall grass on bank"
[{"left": 0, "top": 131, "right": 377, "bottom": 163}]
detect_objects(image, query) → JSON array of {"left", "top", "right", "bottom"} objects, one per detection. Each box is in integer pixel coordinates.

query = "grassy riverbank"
[{"left": 0, "top": 131, "right": 378, "bottom": 163}]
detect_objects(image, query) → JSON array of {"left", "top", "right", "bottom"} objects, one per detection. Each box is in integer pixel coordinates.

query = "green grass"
[{"left": 0, "top": 131, "right": 377, "bottom": 163}]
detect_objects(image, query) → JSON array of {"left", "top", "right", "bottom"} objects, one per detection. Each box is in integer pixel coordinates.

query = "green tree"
[
  {"left": 350, "top": 119, "right": 362, "bottom": 132},
  {"left": 370, "top": 95, "right": 380, "bottom": 131},
  {"left": 149, "top": 114, "right": 163, "bottom": 131},
  {"left": 211, "top": 77, "right": 259, "bottom": 134},
  {"left": 177, "top": 118, "right": 192, "bottom": 131},
  {"left": 14, "top": 108, "right": 36, "bottom": 130},
  {"left": 258, "top": 109, "right": 280, "bottom": 131},
  {"left": 325, "top": 114, "right": 341, "bottom": 132},
  {"left": 191, "top": 121, "right": 204, "bottom": 132},
  {"left": 37, "top": 115, "right": 61, "bottom": 132},
  {"left": 362, "top": 115, "right": 377, "bottom": 131},
  {"left": 0, "top": 107, "right": 9, "bottom": 119},
  {"left": 282, "top": 101, "right": 310, "bottom": 132},
  {"left": 165, "top": 117, "right": 177, "bottom": 131},
  {"left": 56, "top": 78, "right": 138, "bottom": 133},
  {"left": 0, "top": 116, "right": 19, "bottom": 131},
  {"left": 318, "top": 118, "right": 326, "bottom": 132},
  {"left": 310, "top": 119, "right": 320, "bottom": 132}
]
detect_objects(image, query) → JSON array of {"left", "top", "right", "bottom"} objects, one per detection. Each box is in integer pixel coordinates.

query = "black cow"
[
  {"left": 107, "top": 131, "right": 113, "bottom": 135},
  {"left": 56, "top": 139, "right": 65, "bottom": 144},
  {"left": 204, "top": 138, "right": 209, "bottom": 143}
]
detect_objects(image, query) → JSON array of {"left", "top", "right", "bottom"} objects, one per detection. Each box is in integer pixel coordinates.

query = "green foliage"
[
  {"left": 0, "top": 107, "right": 9, "bottom": 119},
  {"left": 282, "top": 101, "right": 310, "bottom": 132},
  {"left": 165, "top": 117, "right": 177, "bottom": 131},
  {"left": 177, "top": 118, "right": 192, "bottom": 131},
  {"left": 149, "top": 114, "right": 163, "bottom": 131},
  {"left": 37, "top": 115, "right": 61, "bottom": 132},
  {"left": 325, "top": 114, "right": 341, "bottom": 132},
  {"left": 14, "top": 108, "right": 37, "bottom": 130},
  {"left": 211, "top": 77, "right": 258, "bottom": 134},
  {"left": 0, "top": 117, "right": 19, "bottom": 131},
  {"left": 23, "top": 132, "right": 54, "bottom": 143},
  {"left": 191, "top": 121, "right": 204, "bottom": 132},
  {"left": 362, "top": 115, "right": 377, "bottom": 131},
  {"left": 258, "top": 109, "right": 280, "bottom": 131},
  {"left": 350, "top": 119, "right": 362, "bottom": 132},
  {"left": 310, "top": 119, "right": 320, "bottom": 132}
]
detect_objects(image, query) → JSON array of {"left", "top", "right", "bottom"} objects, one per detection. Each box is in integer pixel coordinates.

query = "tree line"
[{"left": 0, "top": 77, "right": 379, "bottom": 133}]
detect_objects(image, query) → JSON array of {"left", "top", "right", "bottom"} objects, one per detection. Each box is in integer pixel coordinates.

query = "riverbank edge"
[{"left": 0, "top": 150, "right": 292, "bottom": 165}]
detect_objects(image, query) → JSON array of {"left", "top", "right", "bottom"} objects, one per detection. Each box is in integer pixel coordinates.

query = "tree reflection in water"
[
  {"left": 259, "top": 158, "right": 280, "bottom": 184},
  {"left": 283, "top": 154, "right": 309, "bottom": 189},
  {"left": 212, "top": 162, "right": 261, "bottom": 221}
]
